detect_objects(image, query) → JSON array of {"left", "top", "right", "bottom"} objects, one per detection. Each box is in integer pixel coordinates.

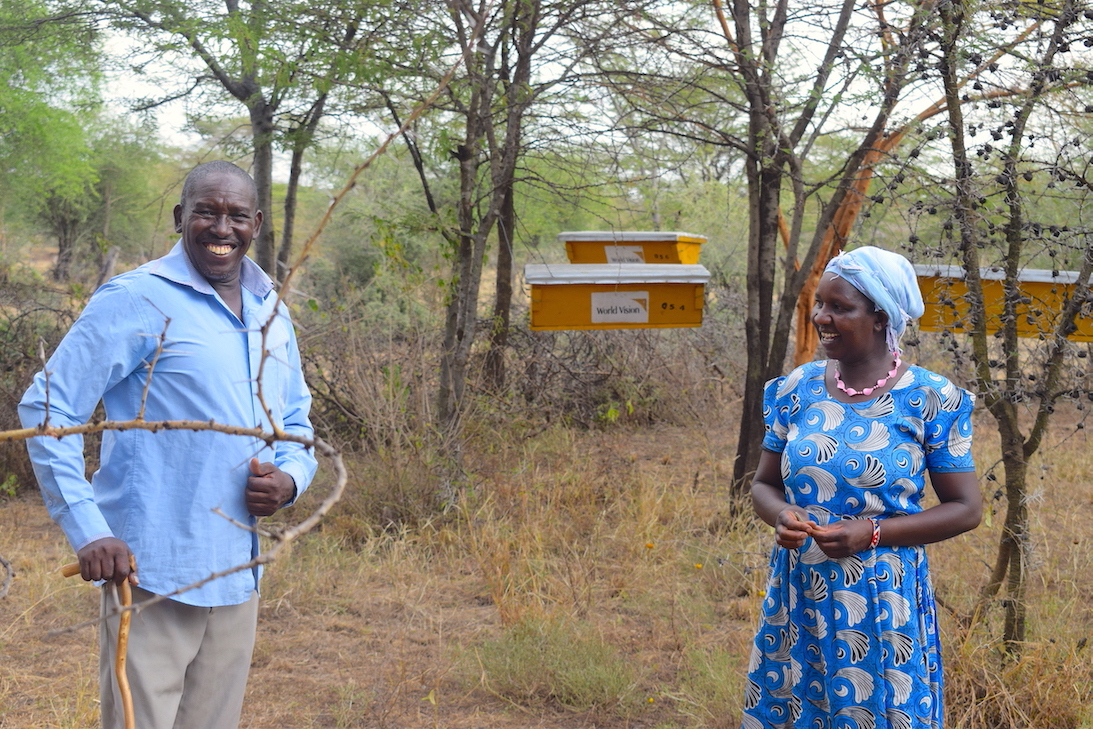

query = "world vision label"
[
  {"left": 604, "top": 246, "right": 645, "bottom": 264},
  {"left": 591, "top": 291, "right": 649, "bottom": 324}
]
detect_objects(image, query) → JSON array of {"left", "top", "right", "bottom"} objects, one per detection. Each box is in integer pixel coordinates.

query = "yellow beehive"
[
  {"left": 559, "top": 231, "right": 706, "bottom": 265},
  {"left": 526, "top": 263, "right": 709, "bottom": 330},
  {"left": 916, "top": 263, "right": 1093, "bottom": 342}
]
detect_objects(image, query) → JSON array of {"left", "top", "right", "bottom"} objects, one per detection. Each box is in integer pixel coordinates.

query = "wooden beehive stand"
[{"left": 525, "top": 232, "right": 711, "bottom": 331}]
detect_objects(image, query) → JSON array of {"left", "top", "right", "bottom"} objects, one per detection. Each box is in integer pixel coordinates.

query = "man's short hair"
[{"left": 180, "top": 161, "right": 259, "bottom": 210}]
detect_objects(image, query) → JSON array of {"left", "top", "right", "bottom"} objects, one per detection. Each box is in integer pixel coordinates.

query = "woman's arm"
[
  {"left": 873, "top": 470, "right": 982, "bottom": 546},
  {"left": 751, "top": 449, "right": 814, "bottom": 549},
  {"left": 809, "top": 470, "right": 982, "bottom": 558}
]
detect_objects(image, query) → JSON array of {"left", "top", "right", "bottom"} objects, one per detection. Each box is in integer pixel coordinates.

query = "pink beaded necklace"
[{"left": 834, "top": 353, "right": 901, "bottom": 397}]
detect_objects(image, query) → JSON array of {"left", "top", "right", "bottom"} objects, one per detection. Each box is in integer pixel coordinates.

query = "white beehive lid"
[
  {"left": 525, "top": 263, "right": 710, "bottom": 285},
  {"left": 557, "top": 231, "right": 707, "bottom": 243},
  {"left": 915, "top": 263, "right": 1082, "bottom": 284}
]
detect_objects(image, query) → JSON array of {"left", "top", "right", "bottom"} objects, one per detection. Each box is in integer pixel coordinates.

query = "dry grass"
[{"left": 3, "top": 402, "right": 1093, "bottom": 727}]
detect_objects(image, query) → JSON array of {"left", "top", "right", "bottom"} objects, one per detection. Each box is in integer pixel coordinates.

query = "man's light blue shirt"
[{"left": 19, "top": 242, "right": 318, "bottom": 607}]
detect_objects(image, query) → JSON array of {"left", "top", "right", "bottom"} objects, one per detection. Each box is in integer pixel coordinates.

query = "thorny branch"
[{"left": 137, "top": 305, "right": 171, "bottom": 421}]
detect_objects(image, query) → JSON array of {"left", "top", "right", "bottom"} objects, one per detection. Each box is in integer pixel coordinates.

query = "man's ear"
[
  {"left": 252, "top": 209, "right": 263, "bottom": 240},
  {"left": 173, "top": 204, "right": 183, "bottom": 234}
]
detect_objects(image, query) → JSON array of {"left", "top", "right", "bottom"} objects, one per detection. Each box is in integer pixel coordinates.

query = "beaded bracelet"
[{"left": 868, "top": 518, "right": 881, "bottom": 549}]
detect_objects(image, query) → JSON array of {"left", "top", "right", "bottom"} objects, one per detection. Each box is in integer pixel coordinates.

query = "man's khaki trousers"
[{"left": 99, "top": 585, "right": 259, "bottom": 729}]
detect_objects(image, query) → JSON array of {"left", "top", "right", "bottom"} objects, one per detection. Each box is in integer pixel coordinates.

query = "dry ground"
[
  {"left": 2, "top": 492, "right": 648, "bottom": 729},
  {"left": 1, "top": 426, "right": 739, "bottom": 729},
  {"left": 2, "top": 419, "right": 1093, "bottom": 728}
]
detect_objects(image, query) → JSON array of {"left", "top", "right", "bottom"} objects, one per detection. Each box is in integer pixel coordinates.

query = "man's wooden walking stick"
[{"left": 61, "top": 556, "right": 137, "bottom": 729}]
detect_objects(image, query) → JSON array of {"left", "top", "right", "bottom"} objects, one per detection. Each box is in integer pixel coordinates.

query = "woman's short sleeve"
[
  {"left": 924, "top": 385, "right": 976, "bottom": 473},
  {"left": 761, "top": 376, "right": 789, "bottom": 454}
]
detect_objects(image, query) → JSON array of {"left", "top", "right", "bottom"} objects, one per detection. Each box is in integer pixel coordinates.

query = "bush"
[
  {"left": 0, "top": 265, "right": 80, "bottom": 496},
  {"left": 945, "top": 636, "right": 1093, "bottom": 729},
  {"left": 499, "top": 277, "right": 746, "bottom": 430},
  {"left": 471, "top": 614, "right": 642, "bottom": 713}
]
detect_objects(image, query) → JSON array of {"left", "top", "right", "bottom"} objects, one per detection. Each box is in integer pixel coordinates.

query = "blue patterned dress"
[{"left": 741, "top": 361, "right": 976, "bottom": 729}]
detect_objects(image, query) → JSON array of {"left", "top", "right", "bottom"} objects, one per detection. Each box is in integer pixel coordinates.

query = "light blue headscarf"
[{"left": 824, "top": 246, "right": 924, "bottom": 354}]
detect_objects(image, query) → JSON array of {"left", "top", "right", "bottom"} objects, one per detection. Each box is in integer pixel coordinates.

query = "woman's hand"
[
  {"left": 775, "top": 508, "right": 813, "bottom": 549},
  {"left": 808, "top": 519, "right": 874, "bottom": 558},
  {"left": 753, "top": 450, "right": 818, "bottom": 550}
]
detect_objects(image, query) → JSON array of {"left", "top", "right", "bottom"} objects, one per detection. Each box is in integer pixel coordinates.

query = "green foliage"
[
  {"left": 0, "top": 0, "right": 101, "bottom": 213},
  {"left": 23, "top": 114, "right": 168, "bottom": 281},
  {"left": 85, "top": 120, "right": 167, "bottom": 256},
  {"left": 0, "top": 2, "right": 171, "bottom": 282},
  {"left": 301, "top": 149, "right": 452, "bottom": 306},
  {"left": 472, "top": 615, "right": 642, "bottom": 713}
]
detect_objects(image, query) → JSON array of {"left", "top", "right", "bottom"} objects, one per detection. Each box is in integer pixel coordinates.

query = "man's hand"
[
  {"left": 245, "top": 458, "right": 296, "bottom": 516},
  {"left": 77, "top": 537, "right": 138, "bottom": 586}
]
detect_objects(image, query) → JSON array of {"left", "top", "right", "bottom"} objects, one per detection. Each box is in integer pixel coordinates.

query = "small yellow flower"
[
  {"left": 694, "top": 563, "right": 703, "bottom": 570},
  {"left": 645, "top": 542, "right": 655, "bottom": 549},
  {"left": 647, "top": 697, "right": 655, "bottom": 704},
  {"left": 758, "top": 590, "right": 767, "bottom": 597}
]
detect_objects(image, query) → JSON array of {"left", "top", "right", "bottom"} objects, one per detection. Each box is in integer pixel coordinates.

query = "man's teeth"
[
  {"left": 206, "top": 243, "right": 233, "bottom": 256},
  {"left": 820, "top": 333, "right": 837, "bottom": 342}
]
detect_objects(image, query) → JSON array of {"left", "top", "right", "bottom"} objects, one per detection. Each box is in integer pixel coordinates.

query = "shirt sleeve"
[
  {"left": 270, "top": 308, "right": 317, "bottom": 503},
  {"left": 17, "top": 282, "right": 155, "bottom": 550},
  {"left": 924, "top": 385, "right": 976, "bottom": 473},
  {"left": 761, "top": 375, "right": 789, "bottom": 454}
]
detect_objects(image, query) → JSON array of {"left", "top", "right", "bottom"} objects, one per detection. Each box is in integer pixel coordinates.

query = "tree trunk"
[
  {"left": 249, "top": 101, "right": 277, "bottom": 276},
  {"left": 50, "top": 202, "right": 79, "bottom": 282},
  {"left": 1000, "top": 450, "right": 1029, "bottom": 649},
  {"left": 95, "top": 247, "right": 119, "bottom": 290},
  {"left": 484, "top": 182, "right": 515, "bottom": 389},
  {"left": 277, "top": 143, "right": 305, "bottom": 280},
  {"left": 52, "top": 225, "right": 76, "bottom": 281},
  {"left": 278, "top": 93, "right": 328, "bottom": 279},
  {"left": 733, "top": 140, "right": 783, "bottom": 490},
  {"left": 438, "top": 130, "right": 487, "bottom": 431}
]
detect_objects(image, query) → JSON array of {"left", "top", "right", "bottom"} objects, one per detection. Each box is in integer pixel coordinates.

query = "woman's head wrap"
[{"left": 824, "top": 246, "right": 924, "bottom": 354}]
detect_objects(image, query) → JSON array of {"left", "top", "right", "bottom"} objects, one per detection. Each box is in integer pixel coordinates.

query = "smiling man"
[{"left": 19, "top": 161, "right": 317, "bottom": 729}]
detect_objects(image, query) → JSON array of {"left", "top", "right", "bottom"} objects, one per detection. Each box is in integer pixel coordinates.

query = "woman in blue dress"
[{"left": 742, "top": 247, "right": 982, "bottom": 729}]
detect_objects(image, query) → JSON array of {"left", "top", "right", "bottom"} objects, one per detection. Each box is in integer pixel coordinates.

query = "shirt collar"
[{"left": 147, "top": 240, "right": 275, "bottom": 299}]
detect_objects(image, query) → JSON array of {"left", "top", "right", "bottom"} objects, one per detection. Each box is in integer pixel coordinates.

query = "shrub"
[
  {"left": 945, "top": 635, "right": 1093, "bottom": 728},
  {"left": 471, "top": 613, "right": 642, "bottom": 713},
  {"left": 0, "top": 265, "right": 79, "bottom": 496}
]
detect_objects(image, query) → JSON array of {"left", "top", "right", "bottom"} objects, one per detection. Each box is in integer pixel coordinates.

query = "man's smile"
[{"left": 204, "top": 242, "right": 236, "bottom": 257}]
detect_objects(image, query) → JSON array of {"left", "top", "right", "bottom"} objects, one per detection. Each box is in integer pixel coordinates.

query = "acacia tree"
[
  {"left": 94, "top": 0, "right": 394, "bottom": 277},
  {"left": 593, "top": 0, "right": 950, "bottom": 489},
  {"left": 1, "top": 1, "right": 101, "bottom": 277},
  {"left": 928, "top": 0, "right": 1093, "bottom": 650},
  {"left": 382, "top": 0, "right": 625, "bottom": 434}
]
